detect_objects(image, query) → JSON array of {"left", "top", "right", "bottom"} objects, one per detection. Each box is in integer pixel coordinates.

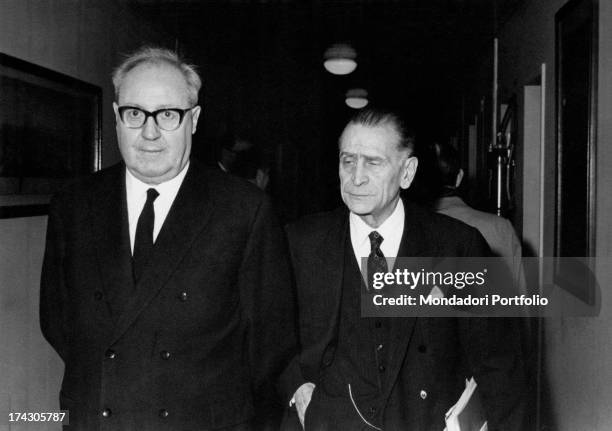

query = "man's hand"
[{"left": 292, "top": 382, "right": 315, "bottom": 429}]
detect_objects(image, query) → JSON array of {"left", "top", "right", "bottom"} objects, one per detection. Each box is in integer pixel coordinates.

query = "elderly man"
[
  {"left": 280, "top": 108, "right": 525, "bottom": 430},
  {"left": 40, "top": 46, "right": 295, "bottom": 430}
]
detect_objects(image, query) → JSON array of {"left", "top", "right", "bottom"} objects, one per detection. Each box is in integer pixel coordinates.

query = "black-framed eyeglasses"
[{"left": 117, "top": 106, "right": 196, "bottom": 131}]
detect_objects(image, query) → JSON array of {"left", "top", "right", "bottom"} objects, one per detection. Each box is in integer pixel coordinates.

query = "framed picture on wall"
[{"left": 0, "top": 53, "right": 102, "bottom": 218}]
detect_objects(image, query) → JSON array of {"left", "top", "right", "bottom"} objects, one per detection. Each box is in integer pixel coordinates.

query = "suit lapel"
[
  {"left": 314, "top": 208, "right": 349, "bottom": 343},
  {"left": 91, "top": 164, "right": 133, "bottom": 320},
  {"left": 395, "top": 200, "right": 428, "bottom": 259},
  {"left": 382, "top": 200, "right": 430, "bottom": 395},
  {"left": 109, "top": 163, "right": 214, "bottom": 345}
]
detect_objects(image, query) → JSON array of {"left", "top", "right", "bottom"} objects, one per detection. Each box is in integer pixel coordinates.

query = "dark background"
[{"left": 118, "top": 0, "right": 525, "bottom": 220}]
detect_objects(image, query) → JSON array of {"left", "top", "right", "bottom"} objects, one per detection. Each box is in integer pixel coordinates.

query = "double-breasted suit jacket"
[
  {"left": 280, "top": 199, "right": 526, "bottom": 430},
  {"left": 40, "top": 160, "right": 296, "bottom": 430}
]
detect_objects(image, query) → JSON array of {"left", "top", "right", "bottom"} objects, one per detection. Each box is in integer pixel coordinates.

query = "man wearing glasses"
[{"left": 40, "top": 46, "right": 295, "bottom": 430}]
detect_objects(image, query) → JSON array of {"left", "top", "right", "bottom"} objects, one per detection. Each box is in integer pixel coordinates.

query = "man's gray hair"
[{"left": 112, "top": 46, "right": 202, "bottom": 106}]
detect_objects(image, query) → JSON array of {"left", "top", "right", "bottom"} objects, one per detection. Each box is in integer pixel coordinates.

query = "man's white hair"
[{"left": 112, "top": 46, "right": 202, "bottom": 106}]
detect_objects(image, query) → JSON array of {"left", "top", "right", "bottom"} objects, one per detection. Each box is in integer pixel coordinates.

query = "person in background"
[
  {"left": 432, "top": 141, "right": 526, "bottom": 297},
  {"left": 217, "top": 132, "right": 270, "bottom": 190}
]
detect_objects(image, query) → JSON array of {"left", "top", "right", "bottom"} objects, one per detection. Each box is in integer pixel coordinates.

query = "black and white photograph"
[{"left": 0, "top": 0, "right": 610, "bottom": 430}]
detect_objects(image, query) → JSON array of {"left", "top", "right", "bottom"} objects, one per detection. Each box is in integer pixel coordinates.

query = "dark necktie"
[
  {"left": 133, "top": 188, "right": 159, "bottom": 283},
  {"left": 368, "top": 231, "right": 388, "bottom": 291}
]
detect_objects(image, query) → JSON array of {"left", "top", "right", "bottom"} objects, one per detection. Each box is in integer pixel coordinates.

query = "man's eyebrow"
[
  {"left": 118, "top": 103, "right": 182, "bottom": 110},
  {"left": 118, "top": 103, "right": 144, "bottom": 108},
  {"left": 339, "top": 152, "right": 385, "bottom": 162}
]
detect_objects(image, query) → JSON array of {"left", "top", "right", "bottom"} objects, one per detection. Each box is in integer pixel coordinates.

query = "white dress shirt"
[
  {"left": 349, "top": 198, "right": 405, "bottom": 270},
  {"left": 125, "top": 162, "right": 189, "bottom": 254}
]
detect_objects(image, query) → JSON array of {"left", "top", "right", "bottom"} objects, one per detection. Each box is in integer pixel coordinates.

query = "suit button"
[
  {"left": 418, "top": 345, "right": 427, "bottom": 353},
  {"left": 105, "top": 349, "right": 116, "bottom": 359},
  {"left": 160, "top": 350, "right": 171, "bottom": 360},
  {"left": 376, "top": 344, "right": 384, "bottom": 351},
  {"left": 178, "top": 292, "right": 188, "bottom": 301},
  {"left": 102, "top": 408, "right": 112, "bottom": 417},
  {"left": 94, "top": 291, "right": 103, "bottom": 301},
  {"left": 378, "top": 364, "right": 386, "bottom": 372},
  {"left": 158, "top": 409, "right": 169, "bottom": 418},
  {"left": 420, "top": 390, "right": 427, "bottom": 399}
]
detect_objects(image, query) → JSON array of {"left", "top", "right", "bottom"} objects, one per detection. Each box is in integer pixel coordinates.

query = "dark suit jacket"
[
  {"left": 40, "top": 160, "right": 296, "bottom": 430},
  {"left": 280, "top": 200, "right": 526, "bottom": 431}
]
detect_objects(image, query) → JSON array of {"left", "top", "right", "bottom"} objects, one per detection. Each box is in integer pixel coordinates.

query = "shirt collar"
[
  {"left": 125, "top": 161, "right": 190, "bottom": 197},
  {"left": 350, "top": 198, "right": 405, "bottom": 249}
]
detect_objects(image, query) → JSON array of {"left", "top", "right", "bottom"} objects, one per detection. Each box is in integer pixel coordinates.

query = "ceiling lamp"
[
  {"left": 345, "top": 88, "right": 368, "bottom": 109},
  {"left": 323, "top": 43, "right": 357, "bottom": 75}
]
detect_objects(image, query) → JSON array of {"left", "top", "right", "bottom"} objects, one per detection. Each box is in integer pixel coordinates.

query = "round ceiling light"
[
  {"left": 323, "top": 43, "right": 357, "bottom": 75},
  {"left": 345, "top": 88, "right": 368, "bottom": 109}
]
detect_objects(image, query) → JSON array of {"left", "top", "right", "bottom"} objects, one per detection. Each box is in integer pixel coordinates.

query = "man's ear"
[
  {"left": 112, "top": 102, "right": 120, "bottom": 123},
  {"left": 400, "top": 156, "right": 419, "bottom": 190},
  {"left": 455, "top": 168, "right": 464, "bottom": 188},
  {"left": 191, "top": 105, "right": 202, "bottom": 134}
]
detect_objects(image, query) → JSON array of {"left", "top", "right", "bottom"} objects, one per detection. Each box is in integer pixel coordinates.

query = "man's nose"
[
  {"left": 352, "top": 162, "right": 368, "bottom": 186},
  {"left": 141, "top": 116, "right": 161, "bottom": 140}
]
